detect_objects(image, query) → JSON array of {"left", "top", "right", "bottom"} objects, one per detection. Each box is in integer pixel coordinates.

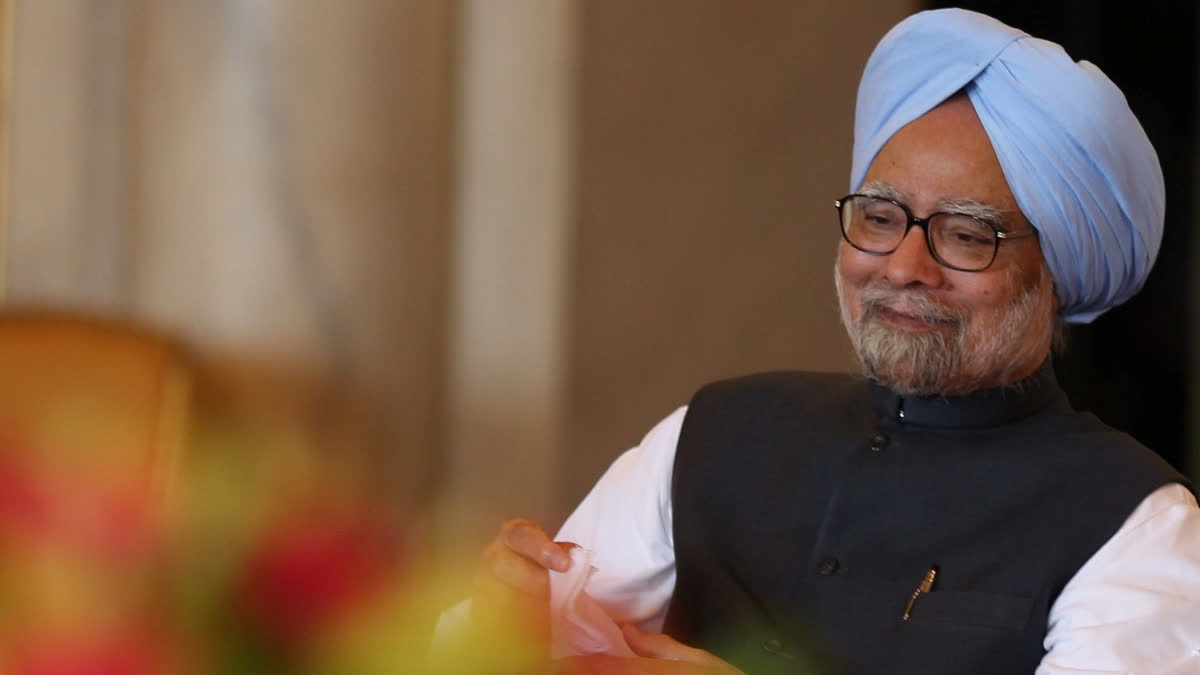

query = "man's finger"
[
  {"left": 502, "top": 518, "right": 572, "bottom": 571},
  {"left": 621, "top": 625, "right": 747, "bottom": 674},
  {"left": 476, "top": 549, "right": 551, "bottom": 597},
  {"left": 552, "top": 655, "right": 691, "bottom": 675},
  {"left": 621, "top": 623, "right": 703, "bottom": 662}
]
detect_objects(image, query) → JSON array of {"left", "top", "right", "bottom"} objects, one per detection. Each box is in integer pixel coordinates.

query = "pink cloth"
[{"left": 549, "top": 547, "right": 636, "bottom": 659}]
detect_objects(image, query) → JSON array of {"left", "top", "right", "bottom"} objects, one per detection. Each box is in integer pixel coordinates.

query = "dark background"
[{"left": 930, "top": 0, "right": 1197, "bottom": 475}]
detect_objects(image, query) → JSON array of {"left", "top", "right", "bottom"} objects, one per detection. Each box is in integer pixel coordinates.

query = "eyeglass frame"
[{"left": 834, "top": 193, "right": 1037, "bottom": 272}]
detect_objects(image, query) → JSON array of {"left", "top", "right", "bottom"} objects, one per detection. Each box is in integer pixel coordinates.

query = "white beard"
[{"left": 835, "top": 263, "right": 1055, "bottom": 397}]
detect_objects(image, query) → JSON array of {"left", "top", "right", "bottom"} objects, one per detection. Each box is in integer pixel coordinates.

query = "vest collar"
[{"left": 868, "top": 359, "right": 1067, "bottom": 430}]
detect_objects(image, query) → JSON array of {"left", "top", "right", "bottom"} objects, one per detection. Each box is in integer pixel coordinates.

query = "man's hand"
[
  {"left": 552, "top": 623, "right": 746, "bottom": 674},
  {"left": 472, "top": 518, "right": 574, "bottom": 648}
]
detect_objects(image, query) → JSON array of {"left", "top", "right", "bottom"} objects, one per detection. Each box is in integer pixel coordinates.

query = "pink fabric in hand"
[{"left": 549, "top": 547, "right": 636, "bottom": 659}]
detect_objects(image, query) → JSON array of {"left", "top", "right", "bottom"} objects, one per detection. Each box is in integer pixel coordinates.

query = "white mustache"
[{"left": 858, "top": 286, "right": 966, "bottom": 326}]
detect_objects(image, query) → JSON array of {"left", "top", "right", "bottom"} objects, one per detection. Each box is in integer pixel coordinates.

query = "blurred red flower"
[
  {"left": 5, "top": 628, "right": 166, "bottom": 675},
  {"left": 0, "top": 441, "right": 159, "bottom": 561},
  {"left": 0, "top": 452, "right": 51, "bottom": 534},
  {"left": 235, "top": 508, "right": 405, "bottom": 650}
]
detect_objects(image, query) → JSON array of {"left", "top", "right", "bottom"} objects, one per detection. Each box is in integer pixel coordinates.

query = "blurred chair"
[
  {"left": 0, "top": 310, "right": 191, "bottom": 668},
  {"left": 0, "top": 309, "right": 191, "bottom": 526}
]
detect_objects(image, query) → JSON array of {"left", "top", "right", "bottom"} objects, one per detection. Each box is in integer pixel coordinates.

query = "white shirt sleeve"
[
  {"left": 552, "top": 406, "right": 685, "bottom": 633},
  {"left": 1038, "top": 482, "right": 1200, "bottom": 674},
  {"left": 430, "top": 407, "right": 683, "bottom": 656}
]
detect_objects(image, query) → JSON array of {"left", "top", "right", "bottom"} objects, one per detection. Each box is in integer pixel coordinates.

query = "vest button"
[
  {"left": 869, "top": 432, "right": 889, "bottom": 452},
  {"left": 762, "top": 637, "right": 795, "bottom": 660},
  {"left": 816, "top": 556, "right": 840, "bottom": 575}
]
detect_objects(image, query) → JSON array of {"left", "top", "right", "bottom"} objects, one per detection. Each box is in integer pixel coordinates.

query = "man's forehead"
[{"left": 859, "top": 179, "right": 1013, "bottom": 225}]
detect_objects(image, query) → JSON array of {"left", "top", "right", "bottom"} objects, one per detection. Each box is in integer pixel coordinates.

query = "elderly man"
[{"left": 461, "top": 9, "right": 1200, "bottom": 674}]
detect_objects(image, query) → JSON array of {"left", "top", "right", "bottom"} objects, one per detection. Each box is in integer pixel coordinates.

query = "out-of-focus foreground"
[
  {"left": 0, "top": 311, "right": 550, "bottom": 673},
  {"left": 0, "top": 1, "right": 914, "bottom": 671}
]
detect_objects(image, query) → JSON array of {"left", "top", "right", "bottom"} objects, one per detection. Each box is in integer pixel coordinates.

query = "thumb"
[{"left": 621, "top": 623, "right": 705, "bottom": 662}]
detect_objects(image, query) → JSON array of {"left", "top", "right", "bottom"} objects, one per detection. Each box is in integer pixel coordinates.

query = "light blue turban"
[{"left": 851, "top": 9, "right": 1164, "bottom": 323}]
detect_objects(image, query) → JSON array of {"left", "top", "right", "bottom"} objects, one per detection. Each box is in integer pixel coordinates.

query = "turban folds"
[{"left": 851, "top": 9, "right": 1164, "bottom": 323}]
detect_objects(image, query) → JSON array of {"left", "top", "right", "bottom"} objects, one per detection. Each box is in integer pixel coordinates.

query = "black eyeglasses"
[{"left": 835, "top": 194, "right": 1036, "bottom": 272}]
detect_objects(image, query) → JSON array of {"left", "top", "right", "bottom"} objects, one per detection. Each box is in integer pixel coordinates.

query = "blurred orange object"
[
  {"left": 0, "top": 310, "right": 191, "bottom": 670},
  {"left": 0, "top": 309, "right": 190, "bottom": 521},
  {"left": 0, "top": 311, "right": 450, "bottom": 674}
]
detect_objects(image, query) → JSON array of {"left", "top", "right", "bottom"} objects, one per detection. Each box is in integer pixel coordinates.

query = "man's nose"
[{"left": 883, "top": 226, "right": 945, "bottom": 288}]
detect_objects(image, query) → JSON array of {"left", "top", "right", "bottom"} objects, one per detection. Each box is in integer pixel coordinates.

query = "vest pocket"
[{"left": 904, "top": 590, "right": 1033, "bottom": 631}]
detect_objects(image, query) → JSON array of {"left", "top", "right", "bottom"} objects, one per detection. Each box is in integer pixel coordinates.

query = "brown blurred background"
[{"left": 1, "top": 0, "right": 1193, "bottom": 567}]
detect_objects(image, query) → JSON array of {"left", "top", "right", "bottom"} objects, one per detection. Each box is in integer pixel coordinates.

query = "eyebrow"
[{"left": 858, "top": 180, "right": 1014, "bottom": 230}]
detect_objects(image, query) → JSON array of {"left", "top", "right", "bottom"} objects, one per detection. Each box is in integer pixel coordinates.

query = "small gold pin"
[{"left": 902, "top": 566, "right": 938, "bottom": 620}]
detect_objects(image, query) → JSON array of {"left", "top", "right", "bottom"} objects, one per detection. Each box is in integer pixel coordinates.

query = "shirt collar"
[{"left": 867, "top": 359, "right": 1068, "bottom": 430}]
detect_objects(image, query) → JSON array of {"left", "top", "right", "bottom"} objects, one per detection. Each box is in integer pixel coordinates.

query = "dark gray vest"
[{"left": 663, "top": 364, "right": 1186, "bottom": 674}]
